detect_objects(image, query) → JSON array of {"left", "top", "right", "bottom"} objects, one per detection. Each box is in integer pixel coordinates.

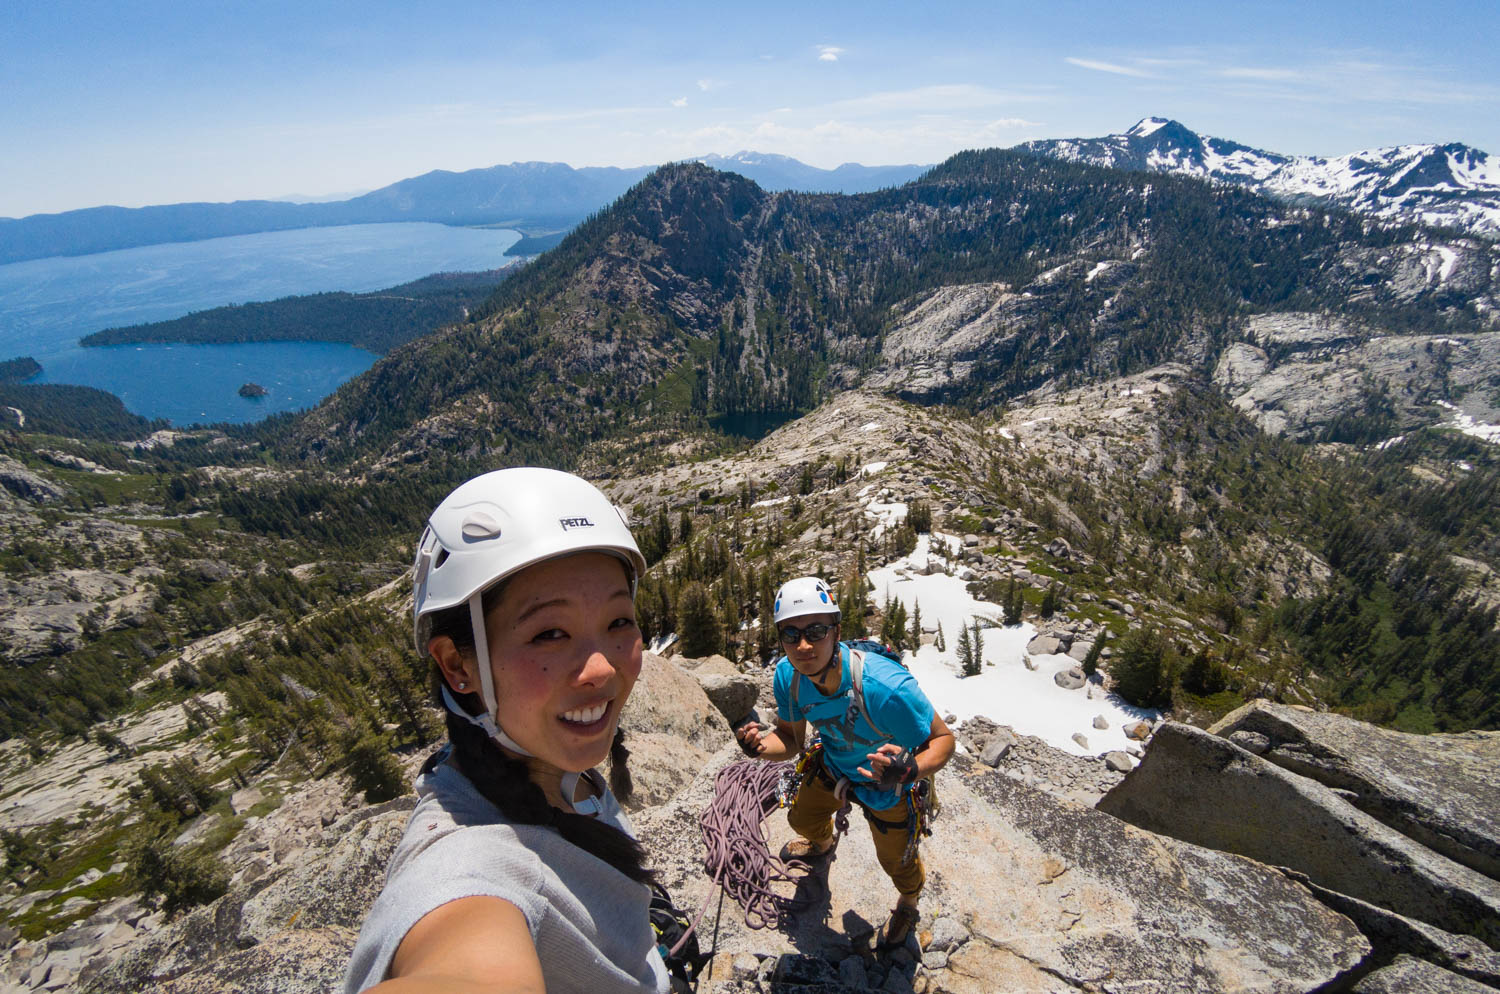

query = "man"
[{"left": 736, "top": 576, "right": 955, "bottom": 950}]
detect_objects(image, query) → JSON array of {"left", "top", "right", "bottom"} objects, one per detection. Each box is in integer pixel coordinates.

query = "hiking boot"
[
  {"left": 876, "top": 904, "right": 921, "bottom": 950},
  {"left": 779, "top": 838, "right": 834, "bottom": 862}
]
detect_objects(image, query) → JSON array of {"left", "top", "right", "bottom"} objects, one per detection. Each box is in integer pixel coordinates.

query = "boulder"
[
  {"left": 1209, "top": 699, "right": 1500, "bottom": 880},
  {"left": 1067, "top": 640, "right": 1094, "bottom": 662},
  {"left": 1053, "top": 667, "right": 1085, "bottom": 690},
  {"left": 1227, "top": 729, "right": 1271, "bottom": 755},
  {"left": 635, "top": 752, "right": 1368, "bottom": 993},
  {"left": 1043, "top": 537, "right": 1071, "bottom": 559},
  {"left": 1104, "top": 752, "right": 1132, "bottom": 773},
  {"left": 980, "top": 734, "right": 1015, "bottom": 767},
  {"left": 1123, "top": 720, "right": 1153, "bottom": 740},
  {"left": 1070, "top": 732, "right": 1089, "bottom": 749},
  {"left": 1027, "top": 635, "right": 1063, "bottom": 656},
  {"left": 1098, "top": 722, "right": 1500, "bottom": 947},
  {"left": 229, "top": 787, "right": 266, "bottom": 816},
  {"left": 684, "top": 654, "right": 740, "bottom": 678},
  {"left": 1351, "top": 954, "right": 1497, "bottom": 994},
  {"left": 693, "top": 672, "right": 759, "bottom": 725},
  {"left": 1092, "top": 715, "right": 1109, "bottom": 731},
  {"left": 617, "top": 652, "right": 734, "bottom": 811}
]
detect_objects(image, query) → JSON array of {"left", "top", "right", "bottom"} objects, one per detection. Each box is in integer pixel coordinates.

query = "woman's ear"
[{"left": 429, "top": 636, "right": 477, "bottom": 694}]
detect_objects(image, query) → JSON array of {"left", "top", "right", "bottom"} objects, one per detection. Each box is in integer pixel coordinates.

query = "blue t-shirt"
[{"left": 774, "top": 642, "right": 935, "bottom": 810}]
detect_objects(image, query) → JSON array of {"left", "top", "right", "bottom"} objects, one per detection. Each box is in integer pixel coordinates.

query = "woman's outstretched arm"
[{"left": 370, "top": 895, "right": 544, "bottom": 994}]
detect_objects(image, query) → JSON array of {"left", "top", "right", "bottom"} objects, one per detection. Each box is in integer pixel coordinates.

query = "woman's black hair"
[{"left": 423, "top": 573, "right": 651, "bottom": 885}]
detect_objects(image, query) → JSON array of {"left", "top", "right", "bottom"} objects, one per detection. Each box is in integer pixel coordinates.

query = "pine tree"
[
  {"left": 1041, "top": 584, "right": 1059, "bottom": 619},
  {"left": 1082, "top": 637, "right": 1105, "bottom": 679},
  {"left": 1003, "top": 577, "right": 1021, "bottom": 626},
  {"left": 678, "top": 582, "right": 724, "bottom": 658},
  {"left": 909, "top": 600, "right": 923, "bottom": 651},
  {"left": 967, "top": 619, "right": 984, "bottom": 676},
  {"left": 956, "top": 623, "right": 974, "bottom": 676},
  {"left": 934, "top": 621, "right": 946, "bottom": 652},
  {"left": 1009, "top": 582, "right": 1025, "bottom": 626}
]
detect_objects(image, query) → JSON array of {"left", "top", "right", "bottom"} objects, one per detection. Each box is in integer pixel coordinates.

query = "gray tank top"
[{"left": 342, "top": 757, "right": 669, "bottom": 993}]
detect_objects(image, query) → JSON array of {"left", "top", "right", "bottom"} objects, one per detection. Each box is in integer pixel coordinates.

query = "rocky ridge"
[{"left": 19, "top": 652, "right": 1500, "bottom": 994}]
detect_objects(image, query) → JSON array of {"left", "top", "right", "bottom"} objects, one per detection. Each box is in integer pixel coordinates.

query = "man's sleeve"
[{"left": 871, "top": 667, "right": 936, "bottom": 750}]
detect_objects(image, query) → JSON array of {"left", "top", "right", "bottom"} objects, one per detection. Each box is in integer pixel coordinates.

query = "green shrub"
[
  {"left": 126, "top": 831, "right": 230, "bottom": 919},
  {"left": 342, "top": 733, "right": 410, "bottom": 804},
  {"left": 1110, "top": 627, "right": 1179, "bottom": 708}
]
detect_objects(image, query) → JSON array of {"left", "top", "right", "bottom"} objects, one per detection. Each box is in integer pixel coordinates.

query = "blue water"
[{"left": 0, "top": 223, "right": 520, "bottom": 425}]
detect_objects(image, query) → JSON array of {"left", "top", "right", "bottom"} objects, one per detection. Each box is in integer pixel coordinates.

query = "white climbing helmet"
[
  {"left": 412, "top": 467, "right": 646, "bottom": 755},
  {"left": 773, "top": 576, "right": 840, "bottom": 625}
]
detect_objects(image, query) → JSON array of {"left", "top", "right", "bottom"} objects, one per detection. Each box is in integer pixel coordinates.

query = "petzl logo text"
[{"left": 559, "top": 516, "right": 596, "bottom": 530}]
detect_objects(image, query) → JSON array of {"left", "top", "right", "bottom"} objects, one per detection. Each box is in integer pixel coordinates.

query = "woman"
[{"left": 343, "top": 467, "right": 669, "bottom": 994}]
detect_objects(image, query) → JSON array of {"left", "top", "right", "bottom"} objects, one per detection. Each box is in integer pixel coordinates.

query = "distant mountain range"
[
  {"left": 0, "top": 156, "right": 931, "bottom": 266},
  {"left": 4, "top": 121, "right": 1496, "bottom": 267},
  {"left": 1023, "top": 118, "right": 1500, "bottom": 239}
]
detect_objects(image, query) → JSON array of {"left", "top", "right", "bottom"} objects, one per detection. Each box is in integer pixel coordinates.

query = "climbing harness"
[{"left": 649, "top": 882, "right": 708, "bottom": 992}]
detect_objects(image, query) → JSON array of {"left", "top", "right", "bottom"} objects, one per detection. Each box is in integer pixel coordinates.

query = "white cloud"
[
  {"left": 1065, "top": 57, "right": 1153, "bottom": 78},
  {"left": 671, "top": 97, "right": 688, "bottom": 108},
  {"left": 818, "top": 45, "right": 844, "bottom": 63},
  {"left": 1221, "top": 66, "right": 1301, "bottom": 81},
  {"left": 696, "top": 78, "right": 722, "bottom": 92}
]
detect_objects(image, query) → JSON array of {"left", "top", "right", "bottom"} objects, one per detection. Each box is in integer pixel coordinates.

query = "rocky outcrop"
[
  {"left": 1352, "top": 954, "right": 1498, "bottom": 994},
  {"left": 0, "top": 456, "right": 68, "bottom": 504},
  {"left": 616, "top": 651, "right": 736, "bottom": 812},
  {"left": 1098, "top": 721, "right": 1500, "bottom": 948},
  {"left": 1211, "top": 317, "right": 1500, "bottom": 440},
  {"left": 639, "top": 749, "right": 1368, "bottom": 994},
  {"left": 1209, "top": 699, "right": 1500, "bottom": 880},
  {"left": 79, "top": 800, "right": 410, "bottom": 994}
]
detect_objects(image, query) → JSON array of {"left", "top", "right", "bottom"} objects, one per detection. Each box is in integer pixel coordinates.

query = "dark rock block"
[
  {"left": 1099, "top": 721, "right": 1500, "bottom": 948},
  {"left": 1210, "top": 700, "right": 1500, "bottom": 881}
]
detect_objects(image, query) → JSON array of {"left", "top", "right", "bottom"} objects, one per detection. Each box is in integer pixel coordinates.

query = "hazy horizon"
[{"left": 5, "top": 0, "right": 1498, "bottom": 218}]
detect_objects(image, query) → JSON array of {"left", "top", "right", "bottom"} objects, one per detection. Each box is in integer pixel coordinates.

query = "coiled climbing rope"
[{"left": 671, "top": 756, "right": 853, "bottom": 962}]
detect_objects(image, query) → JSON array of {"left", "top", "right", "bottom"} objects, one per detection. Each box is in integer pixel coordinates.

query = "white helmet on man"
[
  {"left": 412, "top": 467, "right": 646, "bottom": 756},
  {"left": 773, "top": 576, "right": 840, "bottom": 625}
]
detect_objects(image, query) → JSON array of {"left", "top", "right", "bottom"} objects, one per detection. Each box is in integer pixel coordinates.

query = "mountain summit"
[{"left": 1024, "top": 118, "right": 1500, "bottom": 238}]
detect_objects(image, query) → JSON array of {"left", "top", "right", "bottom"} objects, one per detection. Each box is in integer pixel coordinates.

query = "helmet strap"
[{"left": 456, "top": 593, "right": 534, "bottom": 758}]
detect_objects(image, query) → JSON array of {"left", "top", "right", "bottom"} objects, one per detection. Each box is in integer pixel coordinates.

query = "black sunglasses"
[{"left": 779, "top": 622, "right": 836, "bottom": 646}]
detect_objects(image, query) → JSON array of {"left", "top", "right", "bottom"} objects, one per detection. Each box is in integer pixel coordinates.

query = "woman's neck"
[{"left": 507, "top": 753, "right": 594, "bottom": 811}]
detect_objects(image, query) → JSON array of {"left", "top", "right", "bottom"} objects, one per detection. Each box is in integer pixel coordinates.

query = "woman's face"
[{"left": 483, "top": 551, "right": 643, "bottom": 772}]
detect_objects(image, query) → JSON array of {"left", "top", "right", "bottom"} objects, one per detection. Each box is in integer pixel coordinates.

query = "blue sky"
[{"left": 3, "top": 0, "right": 1497, "bottom": 218}]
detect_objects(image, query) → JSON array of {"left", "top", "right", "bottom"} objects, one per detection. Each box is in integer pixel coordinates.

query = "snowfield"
[{"left": 867, "top": 530, "right": 1158, "bottom": 759}]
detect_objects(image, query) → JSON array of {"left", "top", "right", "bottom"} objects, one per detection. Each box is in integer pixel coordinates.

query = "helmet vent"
[
  {"left": 461, "top": 511, "right": 502, "bottom": 541},
  {"left": 432, "top": 548, "right": 449, "bottom": 570}
]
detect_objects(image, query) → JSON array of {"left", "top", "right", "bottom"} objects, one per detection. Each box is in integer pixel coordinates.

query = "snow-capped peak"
[
  {"left": 1127, "top": 117, "right": 1170, "bottom": 139},
  {"left": 1022, "top": 120, "right": 1500, "bottom": 239}
]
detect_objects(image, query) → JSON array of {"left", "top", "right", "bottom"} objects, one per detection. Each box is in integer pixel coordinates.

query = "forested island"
[
  {"left": 79, "top": 269, "right": 511, "bottom": 355},
  {"left": 0, "top": 357, "right": 42, "bottom": 384},
  {"left": 238, "top": 383, "right": 268, "bottom": 399}
]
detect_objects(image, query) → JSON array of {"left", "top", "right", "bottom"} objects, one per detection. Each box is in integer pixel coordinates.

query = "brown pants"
[{"left": 787, "top": 766, "right": 925, "bottom": 898}]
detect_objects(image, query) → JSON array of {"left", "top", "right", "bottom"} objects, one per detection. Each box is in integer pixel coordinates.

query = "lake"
[{"left": 0, "top": 223, "right": 521, "bottom": 425}]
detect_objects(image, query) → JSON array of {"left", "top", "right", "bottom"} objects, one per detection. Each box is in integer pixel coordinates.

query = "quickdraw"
[
  {"left": 902, "top": 776, "right": 939, "bottom": 866},
  {"left": 776, "top": 739, "right": 824, "bottom": 809}
]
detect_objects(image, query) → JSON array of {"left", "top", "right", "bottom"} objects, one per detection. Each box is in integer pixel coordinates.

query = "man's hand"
[
  {"left": 736, "top": 721, "right": 765, "bottom": 758},
  {"left": 858, "top": 743, "right": 917, "bottom": 788}
]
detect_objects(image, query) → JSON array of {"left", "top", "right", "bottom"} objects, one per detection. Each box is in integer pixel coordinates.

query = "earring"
[{"left": 458, "top": 681, "right": 468, "bottom": 690}]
